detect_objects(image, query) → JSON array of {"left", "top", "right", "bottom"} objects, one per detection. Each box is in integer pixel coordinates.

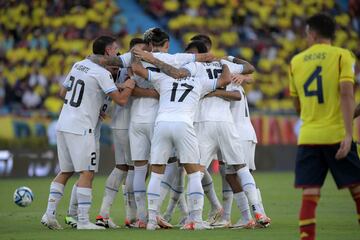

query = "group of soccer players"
[
  {"left": 40, "top": 26, "right": 271, "bottom": 231},
  {"left": 40, "top": 12, "right": 360, "bottom": 239}
]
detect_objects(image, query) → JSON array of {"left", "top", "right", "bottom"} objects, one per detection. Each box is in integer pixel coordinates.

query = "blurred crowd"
[
  {"left": 0, "top": 0, "right": 135, "bottom": 116},
  {"left": 140, "top": 0, "right": 360, "bottom": 112},
  {"left": 1, "top": 0, "right": 360, "bottom": 116}
]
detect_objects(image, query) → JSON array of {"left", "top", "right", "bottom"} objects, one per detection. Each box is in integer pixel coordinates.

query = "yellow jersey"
[{"left": 289, "top": 43, "right": 356, "bottom": 144}]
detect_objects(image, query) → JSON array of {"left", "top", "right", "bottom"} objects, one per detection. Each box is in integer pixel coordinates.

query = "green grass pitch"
[{"left": 0, "top": 172, "right": 358, "bottom": 240}]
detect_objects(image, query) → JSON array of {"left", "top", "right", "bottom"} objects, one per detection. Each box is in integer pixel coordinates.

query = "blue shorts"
[{"left": 295, "top": 142, "right": 360, "bottom": 189}]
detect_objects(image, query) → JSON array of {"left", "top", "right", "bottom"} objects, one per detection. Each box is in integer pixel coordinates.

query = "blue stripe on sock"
[
  {"left": 133, "top": 190, "right": 146, "bottom": 193},
  {"left": 126, "top": 191, "right": 134, "bottom": 195},
  {"left": 222, "top": 189, "right": 233, "bottom": 193},
  {"left": 202, "top": 181, "right": 213, "bottom": 187},
  {"left": 105, "top": 186, "right": 119, "bottom": 192},
  {"left": 161, "top": 181, "right": 183, "bottom": 194},
  {"left": 242, "top": 183, "right": 256, "bottom": 188},
  {"left": 187, "top": 192, "right": 204, "bottom": 196},
  {"left": 148, "top": 193, "right": 160, "bottom": 197},
  {"left": 50, "top": 191, "right": 63, "bottom": 196},
  {"left": 78, "top": 202, "right": 91, "bottom": 205}
]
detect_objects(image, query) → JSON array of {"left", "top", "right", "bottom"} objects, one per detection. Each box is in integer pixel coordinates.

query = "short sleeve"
[
  {"left": 119, "top": 52, "right": 132, "bottom": 68},
  {"left": 147, "top": 69, "right": 165, "bottom": 85},
  {"left": 220, "top": 59, "right": 244, "bottom": 74},
  {"left": 289, "top": 62, "right": 298, "bottom": 97},
  {"left": 98, "top": 71, "right": 118, "bottom": 94},
  {"left": 182, "top": 62, "right": 198, "bottom": 76},
  {"left": 339, "top": 50, "right": 356, "bottom": 83},
  {"left": 173, "top": 53, "right": 196, "bottom": 66}
]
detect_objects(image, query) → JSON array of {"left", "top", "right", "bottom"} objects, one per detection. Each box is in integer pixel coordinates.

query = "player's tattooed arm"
[
  {"left": 87, "top": 54, "right": 124, "bottom": 68},
  {"left": 226, "top": 57, "right": 255, "bottom": 74},
  {"left": 132, "top": 48, "right": 190, "bottom": 79},
  {"left": 132, "top": 87, "right": 159, "bottom": 99},
  {"left": 205, "top": 90, "right": 241, "bottom": 101},
  {"left": 195, "top": 53, "right": 217, "bottom": 62},
  {"left": 216, "top": 64, "right": 231, "bottom": 88}
]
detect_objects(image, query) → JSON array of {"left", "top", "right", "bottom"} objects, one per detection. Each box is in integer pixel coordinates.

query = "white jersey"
[
  {"left": 57, "top": 59, "right": 117, "bottom": 135},
  {"left": 195, "top": 60, "right": 245, "bottom": 123},
  {"left": 229, "top": 84, "right": 257, "bottom": 142},
  {"left": 111, "top": 68, "right": 132, "bottom": 129},
  {"left": 120, "top": 51, "right": 196, "bottom": 124},
  {"left": 148, "top": 62, "right": 217, "bottom": 126}
]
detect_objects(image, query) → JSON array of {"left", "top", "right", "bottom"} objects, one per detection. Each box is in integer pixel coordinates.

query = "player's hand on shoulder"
[
  {"left": 132, "top": 48, "right": 154, "bottom": 63},
  {"left": 231, "top": 74, "right": 253, "bottom": 85},
  {"left": 335, "top": 135, "right": 352, "bottom": 160}
]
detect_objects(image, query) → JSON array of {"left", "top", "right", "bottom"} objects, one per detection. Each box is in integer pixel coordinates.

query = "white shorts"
[
  {"left": 129, "top": 122, "right": 154, "bottom": 161},
  {"left": 57, "top": 130, "right": 98, "bottom": 172},
  {"left": 195, "top": 122, "right": 245, "bottom": 169},
  {"left": 151, "top": 122, "right": 200, "bottom": 165},
  {"left": 225, "top": 141, "right": 256, "bottom": 174},
  {"left": 113, "top": 129, "right": 133, "bottom": 166}
]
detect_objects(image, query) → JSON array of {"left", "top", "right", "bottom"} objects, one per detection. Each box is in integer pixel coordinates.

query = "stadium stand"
[
  {"left": 0, "top": 0, "right": 359, "bottom": 115},
  {"left": 139, "top": 0, "right": 360, "bottom": 112}
]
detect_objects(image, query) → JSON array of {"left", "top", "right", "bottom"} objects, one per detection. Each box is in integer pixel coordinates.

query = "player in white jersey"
[
  {"left": 94, "top": 38, "right": 155, "bottom": 229},
  {"left": 132, "top": 45, "right": 232, "bottom": 230},
  {"left": 225, "top": 74, "right": 270, "bottom": 228},
  {"left": 41, "top": 36, "right": 135, "bottom": 230}
]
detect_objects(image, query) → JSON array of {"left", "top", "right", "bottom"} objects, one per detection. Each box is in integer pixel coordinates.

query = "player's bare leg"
[
  {"left": 42, "top": 171, "right": 74, "bottom": 230},
  {"left": 77, "top": 170, "right": 104, "bottom": 230},
  {"left": 146, "top": 164, "right": 173, "bottom": 230},
  {"left": 133, "top": 160, "right": 149, "bottom": 228},
  {"left": 96, "top": 164, "right": 128, "bottom": 228}
]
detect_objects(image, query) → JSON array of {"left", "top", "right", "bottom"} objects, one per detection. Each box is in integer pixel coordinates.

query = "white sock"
[
  {"left": 125, "top": 169, "right": 136, "bottom": 221},
  {"left": 233, "top": 191, "right": 252, "bottom": 222},
  {"left": 202, "top": 170, "right": 222, "bottom": 211},
  {"left": 159, "top": 161, "right": 178, "bottom": 210},
  {"left": 46, "top": 181, "right": 64, "bottom": 217},
  {"left": 147, "top": 172, "right": 163, "bottom": 223},
  {"left": 257, "top": 188, "right": 267, "bottom": 215},
  {"left": 77, "top": 187, "right": 92, "bottom": 224},
  {"left": 187, "top": 171, "right": 204, "bottom": 223},
  {"left": 121, "top": 184, "right": 127, "bottom": 215},
  {"left": 99, "top": 168, "right": 127, "bottom": 218},
  {"left": 236, "top": 167, "right": 262, "bottom": 214},
  {"left": 134, "top": 164, "right": 148, "bottom": 222},
  {"left": 165, "top": 166, "right": 185, "bottom": 219},
  {"left": 220, "top": 165, "right": 233, "bottom": 221},
  {"left": 67, "top": 183, "right": 78, "bottom": 217}
]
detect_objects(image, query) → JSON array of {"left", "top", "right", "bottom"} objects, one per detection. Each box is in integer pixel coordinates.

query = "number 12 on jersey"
[{"left": 303, "top": 66, "right": 324, "bottom": 104}]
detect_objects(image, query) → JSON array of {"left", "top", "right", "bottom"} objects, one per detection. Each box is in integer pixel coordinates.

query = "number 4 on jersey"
[{"left": 303, "top": 66, "right": 324, "bottom": 104}]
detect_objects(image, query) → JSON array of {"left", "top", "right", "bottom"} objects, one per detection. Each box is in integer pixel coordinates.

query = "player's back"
[
  {"left": 149, "top": 62, "right": 216, "bottom": 126},
  {"left": 57, "top": 59, "right": 116, "bottom": 135},
  {"left": 289, "top": 44, "right": 355, "bottom": 144}
]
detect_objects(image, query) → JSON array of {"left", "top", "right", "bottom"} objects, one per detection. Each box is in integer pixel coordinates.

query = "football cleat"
[
  {"left": 180, "top": 221, "right": 214, "bottom": 230},
  {"left": 146, "top": 220, "right": 160, "bottom": 230},
  {"left": 207, "top": 208, "right": 224, "bottom": 225},
  {"left": 132, "top": 219, "right": 147, "bottom": 228},
  {"left": 124, "top": 218, "right": 136, "bottom": 228},
  {"left": 230, "top": 219, "right": 256, "bottom": 229},
  {"left": 41, "top": 213, "right": 63, "bottom": 230},
  {"left": 95, "top": 215, "right": 119, "bottom": 229},
  {"left": 77, "top": 221, "right": 106, "bottom": 230},
  {"left": 65, "top": 216, "right": 77, "bottom": 228},
  {"left": 174, "top": 215, "right": 188, "bottom": 227},
  {"left": 255, "top": 213, "right": 271, "bottom": 228},
  {"left": 156, "top": 216, "right": 173, "bottom": 229},
  {"left": 211, "top": 218, "right": 231, "bottom": 228}
]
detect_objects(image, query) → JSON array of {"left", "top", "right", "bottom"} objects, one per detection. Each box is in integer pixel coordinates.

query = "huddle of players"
[{"left": 41, "top": 27, "right": 271, "bottom": 230}]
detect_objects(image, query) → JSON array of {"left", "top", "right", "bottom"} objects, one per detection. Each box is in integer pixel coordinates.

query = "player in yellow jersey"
[{"left": 289, "top": 13, "right": 360, "bottom": 240}]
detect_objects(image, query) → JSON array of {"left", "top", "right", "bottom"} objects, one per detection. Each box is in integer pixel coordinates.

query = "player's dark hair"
[
  {"left": 306, "top": 13, "right": 335, "bottom": 39},
  {"left": 129, "top": 38, "right": 145, "bottom": 49},
  {"left": 185, "top": 40, "right": 208, "bottom": 53},
  {"left": 143, "top": 27, "right": 169, "bottom": 47},
  {"left": 190, "top": 34, "right": 212, "bottom": 48},
  {"left": 93, "top": 36, "right": 116, "bottom": 54}
]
